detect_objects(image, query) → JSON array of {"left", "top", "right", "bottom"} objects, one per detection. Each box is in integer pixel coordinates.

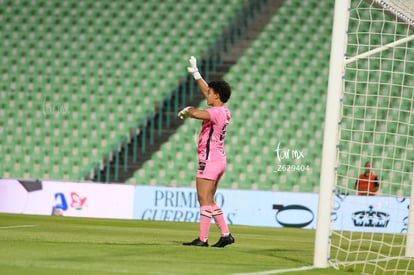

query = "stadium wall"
[{"left": 0, "top": 179, "right": 409, "bottom": 233}]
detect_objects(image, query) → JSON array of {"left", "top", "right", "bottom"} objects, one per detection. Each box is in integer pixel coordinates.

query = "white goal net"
[{"left": 315, "top": 0, "right": 414, "bottom": 274}]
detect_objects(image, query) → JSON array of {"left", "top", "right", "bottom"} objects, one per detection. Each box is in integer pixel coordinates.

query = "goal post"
[
  {"left": 408, "top": 166, "right": 414, "bottom": 257},
  {"left": 313, "top": 0, "right": 351, "bottom": 268},
  {"left": 314, "top": 0, "right": 414, "bottom": 273}
]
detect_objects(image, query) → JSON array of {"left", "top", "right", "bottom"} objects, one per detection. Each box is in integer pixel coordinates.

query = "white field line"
[
  {"left": 0, "top": 225, "right": 38, "bottom": 229},
  {"left": 231, "top": 265, "right": 316, "bottom": 275}
]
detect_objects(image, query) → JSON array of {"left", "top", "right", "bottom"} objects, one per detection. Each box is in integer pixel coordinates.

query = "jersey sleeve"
[{"left": 207, "top": 107, "right": 219, "bottom": 124}]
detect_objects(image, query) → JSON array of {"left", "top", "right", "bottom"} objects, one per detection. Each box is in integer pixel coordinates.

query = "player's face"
[{"left": 206, "top": 88, "right": 218, "bottom": 106}]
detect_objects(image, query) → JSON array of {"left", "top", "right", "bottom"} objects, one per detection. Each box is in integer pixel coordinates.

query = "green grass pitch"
[{"left": 0, "top": 213, "right": 354, "bottom": 275}]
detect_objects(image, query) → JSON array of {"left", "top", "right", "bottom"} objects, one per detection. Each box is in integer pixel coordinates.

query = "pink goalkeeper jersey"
[{"left": 198, "top": 106, "right": 231, "bottom": 162}]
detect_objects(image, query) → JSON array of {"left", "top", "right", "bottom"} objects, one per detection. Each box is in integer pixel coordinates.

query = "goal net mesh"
[{"left": 329, "top": 0, "right": 414, "bottom": 274}]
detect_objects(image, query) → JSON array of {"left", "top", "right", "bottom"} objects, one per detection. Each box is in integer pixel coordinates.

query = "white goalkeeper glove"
[
  {"left": 187, "top": 56, "right": 202, "bottom": 80},
  {"left": 178, "top": 106, "right": 193, "bottom": 120}
]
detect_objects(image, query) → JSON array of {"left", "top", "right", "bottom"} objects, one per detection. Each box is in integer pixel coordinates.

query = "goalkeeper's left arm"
[{"left": 178, "top": 106, "right": 210, "bottom": 121}]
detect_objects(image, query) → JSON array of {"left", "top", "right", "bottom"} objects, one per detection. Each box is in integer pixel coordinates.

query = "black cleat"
[
  {"left": 212, "top": 233, "right": 235, "bottom": 248},
  {"left": 183, "top": 238, "right": 209, "bottom": 247}
]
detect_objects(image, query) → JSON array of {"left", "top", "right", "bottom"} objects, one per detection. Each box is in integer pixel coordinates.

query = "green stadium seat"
[
  {"left": 148, "top": 0, "right": 332, "bottom": 192},
  {"left": 8, "top": 0, "right": 410, "bottom": 196},
  {"left": 1, "top": 0, "right": 250, "bottom": 181}
]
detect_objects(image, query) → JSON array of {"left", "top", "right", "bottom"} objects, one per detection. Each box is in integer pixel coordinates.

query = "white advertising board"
[
  {"left": 331, "top": 192, "right": 409, "bottom": 234},
  {"left": 0, "top": 179, "right": 135, "bottom": 219},
  {"left": 0, "top": 179, "right": 409, "bottom": 233},
  {"left": 134, "top": 185, "right": 319, "bottom": 228},
  {"left": 133, "top": 186, "right": 410, "bottom": 233}
]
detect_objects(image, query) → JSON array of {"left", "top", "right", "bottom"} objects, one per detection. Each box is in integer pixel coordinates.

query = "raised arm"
[
  {"left": 187, "top": 56, "right": 209, "bottom": 98},
  {"left": 178, "top": 56, "right": 213, "bottom": 121}
]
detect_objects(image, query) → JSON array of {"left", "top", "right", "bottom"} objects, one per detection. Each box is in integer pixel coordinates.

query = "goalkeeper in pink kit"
[{"left": 179, "top": 56, "right": 235, "bottom": 247}]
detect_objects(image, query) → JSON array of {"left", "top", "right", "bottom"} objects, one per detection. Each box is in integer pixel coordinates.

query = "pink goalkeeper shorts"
[{"left": 196, "top": 160, "right": 226, "bottom": 182}]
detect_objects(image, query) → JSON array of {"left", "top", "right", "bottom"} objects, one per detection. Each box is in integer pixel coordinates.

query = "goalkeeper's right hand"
[
  {"left": 187, "top": 56, "right": 202, "bottom": 80},
  {"left": 178, "top": 106, "right": 193, "bottom": 120}
]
